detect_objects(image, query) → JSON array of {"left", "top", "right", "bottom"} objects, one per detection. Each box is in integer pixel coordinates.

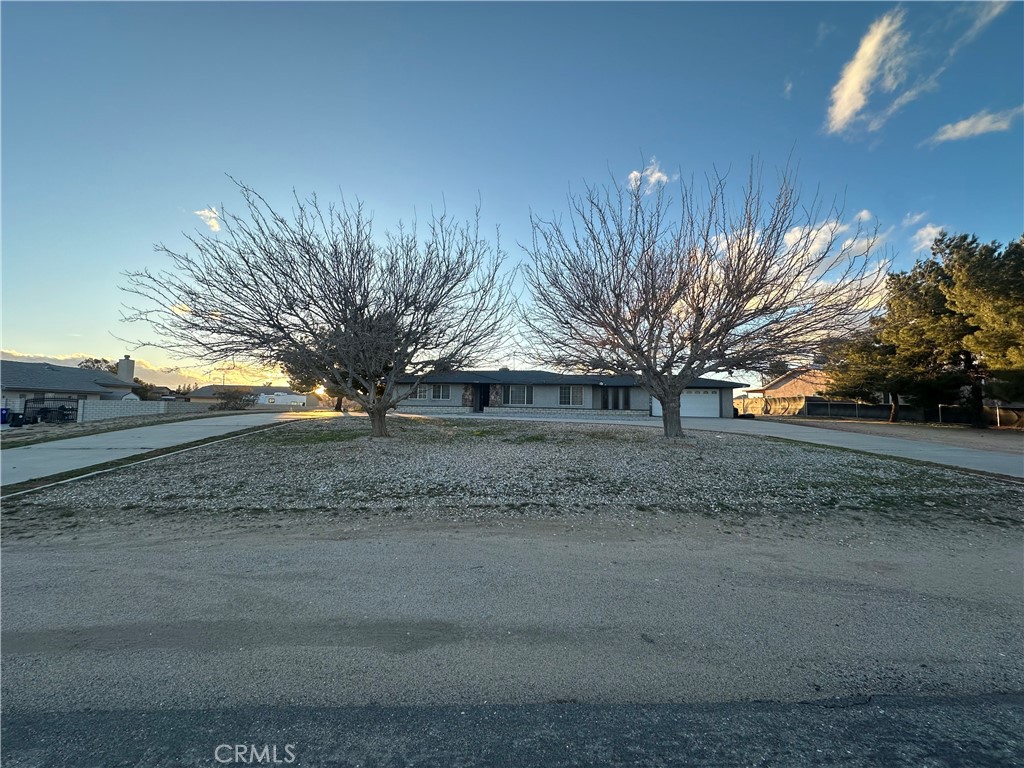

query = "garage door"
[{"left": 651, "top": 389, "right": 721, "bottom": 418}]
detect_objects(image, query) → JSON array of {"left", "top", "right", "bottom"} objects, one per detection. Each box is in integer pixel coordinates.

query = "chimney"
[{"left": 117, "top": 355, "right": 136, "bottom": 383}]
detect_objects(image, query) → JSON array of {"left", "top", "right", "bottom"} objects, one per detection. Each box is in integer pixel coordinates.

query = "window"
[
  {"left": 559, "top": 385, "right": 584, "bottom": 406},
  {"left": 502, "top": 384, "right": 533, "bottom": 405},
  {"left": 411, "top": 384, "right": 430, "bottom": 400},
  {"left": 431, "top": 384, "right": 451, "bottom": 400}
]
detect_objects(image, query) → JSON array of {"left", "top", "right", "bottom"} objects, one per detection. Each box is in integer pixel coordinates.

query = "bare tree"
[
  {"left": 121, "top": 182, "right": 514, "bottom": 436},
  {"left": 524, "top": 163, "right": 888, "bottom": 437}
]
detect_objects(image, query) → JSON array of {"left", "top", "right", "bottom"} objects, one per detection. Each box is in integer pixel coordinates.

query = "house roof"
[
  {"left": 189, "top": 384, "right": 306, "bottom": 398},
  {"left": 744, "top": 367, "right": 825, "bottom": 394},
  {"left": 0, "top": 360, "right": 134, "bottom": 394},
  {"left": 399, "top": 369, "right": 746, "bottom": 389}
]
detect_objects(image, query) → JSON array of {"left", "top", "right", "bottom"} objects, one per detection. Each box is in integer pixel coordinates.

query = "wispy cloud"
[
  {"left": 854, "top": 209, "right": 873, "bottom": 222},
  {"left": 816, "top": 21, "right": 835, "bottom": 48},
  {"left": 828, "top": 3, "right": 1011, "bottom": 137},
  {"left": 924, "top": 105, "right": 1024, "bottom": 145},
  {"left": 866, "top": 3, "right": 1010, "bottom": 133},
  {"left": 902, "top": 211, "right": 927, "bottom": 227},
  {"left": 628, "top": 158, "right": 674, "bottom": 195},
  {"left": 912, "top": 223, "right": 945, "bottom": 252},
  {"left": 826, "top": 9, "right": 908, "bottom": 134},
  {"left": 949, "top": 0, "right": 1010, "bottom": 58},
  {"left": 783, "top": 79, "right": 794, "bottom": 99},
  {"left": 193, "top": 207, "right": 221, "bottom": 232}
]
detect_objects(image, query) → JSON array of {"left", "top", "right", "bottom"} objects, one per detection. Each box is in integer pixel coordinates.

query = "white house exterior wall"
[
  {"left": 397, "top": 383, "right": 654, "bottom": 411},
  {"left": 256, "top": 393, "right": 307, "bottom": 406},
  {"left": 651, "top": 387, "right": 733, "bottom": 418}
]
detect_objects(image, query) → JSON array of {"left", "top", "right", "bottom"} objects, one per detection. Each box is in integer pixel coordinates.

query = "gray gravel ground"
[{"left": 2, "top": 415, "right": 1020, "bottom": 542}]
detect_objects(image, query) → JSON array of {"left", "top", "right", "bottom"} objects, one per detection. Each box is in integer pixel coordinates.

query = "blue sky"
[{"left": 2, "top": 1, "right": 1022, "bottom": 387}]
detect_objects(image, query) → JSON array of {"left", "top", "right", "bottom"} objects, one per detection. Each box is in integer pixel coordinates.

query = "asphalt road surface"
[{"left": 3, "top": 518, "right": 1021, "bottom": 767}]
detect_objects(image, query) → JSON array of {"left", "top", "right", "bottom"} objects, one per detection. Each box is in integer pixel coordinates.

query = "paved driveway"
[
  {"left": 0, "top": 411, "right": 318, "bottom": 487},
  {"left": 440, "top": 412, "right": 1024, "bottom": 479}
]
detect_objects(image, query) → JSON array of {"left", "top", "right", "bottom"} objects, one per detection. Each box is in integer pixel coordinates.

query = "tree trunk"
[
  {"left": 968, "top": 381, "right": 986, "bottom": 428},
  {"left": 661, "top": 395, "right": 684, "bottom": 438},
  {"left": 334, "top": 396, "right": 344, "bottom": 412},
  {"left": 888, "top": 393, "right": 900, "bottom": 423},
  {"left": 368, "top": 406, "right": 389, "bottom": 437}
]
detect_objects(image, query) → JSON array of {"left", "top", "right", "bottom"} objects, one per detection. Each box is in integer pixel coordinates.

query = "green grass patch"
[{"left": 506, "top": 433, "right": 547, "bottom": 444}]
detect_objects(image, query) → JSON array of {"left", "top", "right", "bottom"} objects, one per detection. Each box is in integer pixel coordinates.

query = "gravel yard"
[{"left": 3, "top": 415, "right": 1020, "bottom": 542}]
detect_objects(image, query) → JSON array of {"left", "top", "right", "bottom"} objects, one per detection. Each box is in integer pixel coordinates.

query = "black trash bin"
[{"left": 10, "top": 413, "right": 25, "bottom": 427}]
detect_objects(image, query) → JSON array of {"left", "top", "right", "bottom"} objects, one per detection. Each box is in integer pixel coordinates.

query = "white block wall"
[{"left": 77, "top": 400, "right": 211, "bottom": 423}]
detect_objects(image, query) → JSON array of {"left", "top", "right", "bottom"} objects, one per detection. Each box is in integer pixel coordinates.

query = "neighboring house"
[
  {"left": 396, "top": 369, "right": 745, "bottom": 418},
  {"left": 187, "top": 385, "right": 313, "bottom": 407},
  {"left": 1, "top": 359, "right": 137, "bottom": 414},
  {"left": 742, "top": 367, "right": 832, "bottom": 399}
]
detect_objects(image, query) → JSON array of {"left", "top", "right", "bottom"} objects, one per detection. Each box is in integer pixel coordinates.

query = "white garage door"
[{"left": 651, "top": 389, "right": 721, "bottom": 418}]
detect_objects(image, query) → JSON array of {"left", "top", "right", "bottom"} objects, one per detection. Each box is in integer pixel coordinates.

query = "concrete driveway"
[
  {"left": 0, "top": 411, "right": 317, "bottom": 487},
  {"left": 440, "top": 412, "right": 1024, "bottom": 479}
]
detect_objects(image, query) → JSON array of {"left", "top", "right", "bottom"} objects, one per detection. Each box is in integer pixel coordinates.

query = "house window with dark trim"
[
  {"left": 559, "top": 385, "right": 583, "bottom": 406},
  {"left": 502, "top": 384, "right": 533, "bottom": 405},
  {"left": 411, "top": 384, "right": 430, "bottom": 400},
  {"left": 431, "top": 384, "right": 451, "bottom": 400}
]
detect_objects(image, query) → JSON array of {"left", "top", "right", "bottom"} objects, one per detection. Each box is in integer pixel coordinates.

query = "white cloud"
[
  {"left": 912, "top": 223, "right": 945, "bottom": 252},
  {"left": 826, "top": 9, "right": 908, "bottom": 134},
  {"left": 866, "top": 3, "right": 1010, "bottom": 133},
  {"left": 902, "top": 211, "right": 927, "bottom": 227},
  {"left": 949, "top": 1, "right": 1010, "bottom": 58},
  {"left": 854, "top": 209, "right": 873, "bottom": 222},
  {"left": 783, "top": 221, "right": 850, "bottom": 257},
  {"left": 193, "top": 207, "right": 221, "bottom": 232},
  {"left": 783, "top": 79, "right": 793, "bottom": 99},
  {"left": 925, "top": 105, "right": 1024, "bottom": 145},
  {"left": 627, "top": 158, "right": 672, "bottom": 195},
  {"left": 816, "top": 21, "right": 835, "bottom": 48}
]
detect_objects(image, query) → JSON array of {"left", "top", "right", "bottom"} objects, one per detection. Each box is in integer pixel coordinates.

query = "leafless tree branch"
[
  {"left": 121, "top": 181, "right": 515, "bottom": 436},
  {"left": 523, "top": 161, "right": 889, "bottom": 436}
]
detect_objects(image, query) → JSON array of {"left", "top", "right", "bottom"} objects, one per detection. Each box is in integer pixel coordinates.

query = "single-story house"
[
  {"left": 396, "top": 369, "right": 745, "bottom": 418},
  {"left": 187, "top": 385, "right": 313, "bottom": 407},
  {"left": 1, "top": 359, "right": 138, "bottom": 414},
  {"left": 742, "top": 367, "right": 832, "bottom": 399}
]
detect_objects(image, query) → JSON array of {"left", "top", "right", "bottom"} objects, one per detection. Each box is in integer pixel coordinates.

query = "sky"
[{"left": 2, "top": 1, "right": 1022, "bottom": 388}]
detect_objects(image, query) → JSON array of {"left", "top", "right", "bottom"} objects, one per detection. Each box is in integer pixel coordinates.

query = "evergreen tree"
[
  {"left": 881, "top": 256, "right": 980, "bottom": 420},
  {"left": 822, "top": 321, "right": 911, "bottom": 422},
  {"left": 936, "top": 233, "right": 1024, "bottom": 402}
]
